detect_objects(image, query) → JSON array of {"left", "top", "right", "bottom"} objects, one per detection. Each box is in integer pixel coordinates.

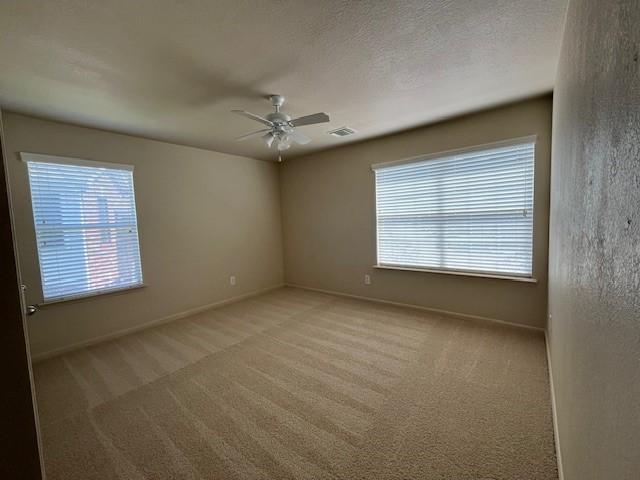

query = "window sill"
[
  {"left": 373, "top": 265, "right": 537, "bottom": 283},
  {"left": 39, "top": 283, "right": 146, "bottom": 307}
]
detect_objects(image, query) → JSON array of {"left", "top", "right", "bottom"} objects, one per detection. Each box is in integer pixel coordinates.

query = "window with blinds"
[
  {"left": 373, "top": 139, "right": 535, "bottom": 277},
  {"left": 23, "top": 153, "right": 143, "bottom": 302}
]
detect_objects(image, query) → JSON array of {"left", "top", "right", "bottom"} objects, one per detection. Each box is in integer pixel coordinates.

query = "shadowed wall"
[
  {"left": 281, "top": 97, "right": 552, "bottom": 328},
  {"left": 3, "top": 112, "right": 284, "bottom": 358},
  {"left": 548, "top": 0, "right": 640, "bottom": 478}
]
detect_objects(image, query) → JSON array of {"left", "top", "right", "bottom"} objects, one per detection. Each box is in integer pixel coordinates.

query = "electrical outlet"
[
  {"left": 230, "top": 275, "right": 236, "bottom": 286},
  {"left": 364, "top": 274, "right": 371, "bottom": 285}
]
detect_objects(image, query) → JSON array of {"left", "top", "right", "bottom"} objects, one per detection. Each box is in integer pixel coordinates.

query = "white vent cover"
[{"left": 328, "top": 127, "right": 356, "bottom": 137}]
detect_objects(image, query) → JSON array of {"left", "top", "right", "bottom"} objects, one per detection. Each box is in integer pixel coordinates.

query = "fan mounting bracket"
[{"left": 269, "top": 94, "right": 285, "bottom": 110}]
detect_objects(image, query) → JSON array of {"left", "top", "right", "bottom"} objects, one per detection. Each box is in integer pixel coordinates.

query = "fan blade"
[
  {"left": 288, "top": 130, "right": 311, "bottom": 145},
  {"left": 289, "top": 112, "right": 330, "bottom": 127},
  {"left": 231, "top": 110, "right": 273, "bottom": 127},
  {"left": 235, "top": 128, "right": 271, "bottom": 141}
]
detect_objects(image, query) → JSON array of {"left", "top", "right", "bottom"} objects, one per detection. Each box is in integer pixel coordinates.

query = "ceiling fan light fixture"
[
  {"left": 277, "top": 140, "right": 291, "bottom": 151},
  {"left": 277, "top": 133, "right": 294, "bottom": 151},
  {"left": 262, "top": 132, "right": 275, "bottom": 148}
]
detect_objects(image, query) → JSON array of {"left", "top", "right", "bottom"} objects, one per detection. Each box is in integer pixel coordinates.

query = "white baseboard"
[
  {"left": 545, "top": 331, "right": 565, "bottom": 480},
  {"left": 285, "top": 283, "right": 544, "bottom": 333},
  {"left": 31, "top": 284, "right": 284, "bottom": 363}
]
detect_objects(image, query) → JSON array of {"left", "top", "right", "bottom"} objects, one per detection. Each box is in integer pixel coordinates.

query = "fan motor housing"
[{"left": 266, "top": 112, "right": 291, "bottom": 124}]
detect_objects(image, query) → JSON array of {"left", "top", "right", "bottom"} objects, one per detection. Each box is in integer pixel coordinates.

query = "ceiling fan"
[{"left": 232, "top": 95, "right": 329, "bottom": 160}]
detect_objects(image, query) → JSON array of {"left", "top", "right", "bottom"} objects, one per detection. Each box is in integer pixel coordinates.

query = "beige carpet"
[{"left": 33, "top": 287, "right": 557, "bottom": 479}]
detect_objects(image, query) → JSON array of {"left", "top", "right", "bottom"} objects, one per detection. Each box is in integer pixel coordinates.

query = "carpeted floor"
[{"left": 32, "top": 287, "right": 557, "bottom": 479}]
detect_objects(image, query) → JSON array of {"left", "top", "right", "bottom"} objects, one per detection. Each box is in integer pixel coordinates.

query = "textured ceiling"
[{"left": 0, "top": 0, "right": 567, "bottom": 161}]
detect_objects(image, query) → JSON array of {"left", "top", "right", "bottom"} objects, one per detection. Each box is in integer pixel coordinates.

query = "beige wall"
[
  {"left": 3, "top": 112, "right": 284, "bottom": 358},
  {"left": 281, "top": 96, "right": 552, "bottom": 328},
  {"left": 548, "top": 1, "right": 640, "bottom": 479}
]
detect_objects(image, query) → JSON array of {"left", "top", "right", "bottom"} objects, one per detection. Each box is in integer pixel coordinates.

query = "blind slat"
[
  {"left": 375, "top": 142, "right": 535, "bottom": 276},
  {"left": 27, "top": 160, "right": 144, "bottom": 301}
]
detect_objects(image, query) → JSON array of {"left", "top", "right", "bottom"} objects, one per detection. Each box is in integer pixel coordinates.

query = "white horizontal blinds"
[
  {"left": 375, "top": 141, "right": 535, "bottom": 276},
  {"left": 27, "top": 159, "right": 143, "bottom": 301}
]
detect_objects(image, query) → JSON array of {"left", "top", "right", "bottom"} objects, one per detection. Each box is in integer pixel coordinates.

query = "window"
[
  {"left": 373, "top": 138, "right": 535, "bottom": 278},
  {"left": 23, "top": 153, "right": 143, "bottom": 302}
]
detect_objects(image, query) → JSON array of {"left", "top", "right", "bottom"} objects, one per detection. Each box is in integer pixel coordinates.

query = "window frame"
[
  {"left": 21, "top": 152, "right": 145, "bottom": 304},
  {"left": 371, "top": 136, "right": 537, "bottom": 282}
]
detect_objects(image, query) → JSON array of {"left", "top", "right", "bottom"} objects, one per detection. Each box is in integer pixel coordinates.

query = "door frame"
[{"left": 0, "top": 108, "right": 45, "bottom": 478}]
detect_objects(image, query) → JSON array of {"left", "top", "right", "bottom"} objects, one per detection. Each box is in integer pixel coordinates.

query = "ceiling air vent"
[{"left": 328, "top": 126, "right": 356, "bottom": 137}]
